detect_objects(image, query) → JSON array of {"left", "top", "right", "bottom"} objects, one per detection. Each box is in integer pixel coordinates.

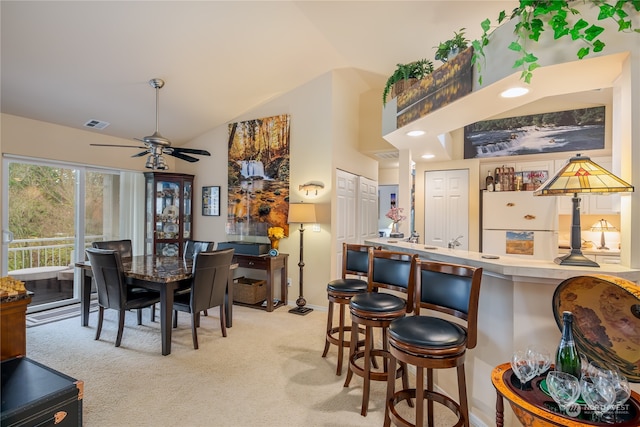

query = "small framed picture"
[{"left": 202, "top": 186, "right": 220, "bottom": 216}]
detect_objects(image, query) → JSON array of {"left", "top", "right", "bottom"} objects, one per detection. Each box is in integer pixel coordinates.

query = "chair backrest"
[
  {"left": 415, "top": 260, "right": 483, "bottom": 349},
  {"left": 342, "top": 243, "right": 380, "bottom": 278},
  {"left": 368, "top": 249, "right": 418, "bottom": 309},
  {"left": 190, "top": 248, "right": 235, "bottom": 313},
  {"left": 183, "top": 240, "right": 215, "bottom": 261},
  {"left": 92, "top": 239, "right": 133, "bottom": 258},
  {"left": 86, "top": 248, "right": 127, "bottom": 310}
]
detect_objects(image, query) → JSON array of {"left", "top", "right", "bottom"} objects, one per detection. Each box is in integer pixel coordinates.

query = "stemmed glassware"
[
  {"left": 600, "top": 367, "right": 631, "bottom": 424},
  {"left": 526, "top": 345, "right": 551, "bottom": 376},
  {"left": 546, "top": 370, "right": 581, "bottom": 414},
  {"left": 511, "top": 350, "right": 537, "bottom": 389},
  {"left": 580, "top": 369, "right": 616, "bottom": 422}
]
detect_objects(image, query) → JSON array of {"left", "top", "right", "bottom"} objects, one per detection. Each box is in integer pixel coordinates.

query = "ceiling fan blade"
[
  {"left": 172, "top": 147, "right": 211, "bottom": 156},
  {"left": 132, "top": 151, "right": 149, "bottom": 158},
  {"left": 90, "top": 143, "right": 147, "bottom": 149},
  {"left": 166, "top": 151, "right": 200, "bottom": 163}
]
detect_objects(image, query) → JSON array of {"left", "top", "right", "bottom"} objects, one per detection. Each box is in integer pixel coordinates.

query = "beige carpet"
[{"left": 26, "top": 304, "right": 460, "bottom": 426}]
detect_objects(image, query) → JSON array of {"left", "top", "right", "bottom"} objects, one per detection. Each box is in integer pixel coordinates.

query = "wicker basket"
[{"left": 233, "top": 277, "right": 267, "bottom": 305}]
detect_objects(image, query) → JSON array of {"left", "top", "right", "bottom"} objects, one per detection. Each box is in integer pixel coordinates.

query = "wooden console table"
[{"left": 232, "top": 253, "right": 288, "bottom": 312}]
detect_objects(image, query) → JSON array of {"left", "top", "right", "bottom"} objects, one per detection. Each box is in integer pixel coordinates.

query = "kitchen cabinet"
[{"left": 144, "top": 172, "right": 194, "bottom": 257}]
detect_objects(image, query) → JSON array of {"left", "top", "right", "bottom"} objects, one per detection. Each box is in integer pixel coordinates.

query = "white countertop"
[{"left": 364, "top": 238, "right": 640, "bottom": 282}]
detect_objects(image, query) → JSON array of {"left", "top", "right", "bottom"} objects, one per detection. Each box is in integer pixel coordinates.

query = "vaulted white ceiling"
[{"left": 1, "top": 1, "right": 514, "bottom": 153}]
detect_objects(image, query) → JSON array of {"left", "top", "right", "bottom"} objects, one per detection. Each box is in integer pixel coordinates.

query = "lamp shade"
[
  {"left": 534, "top": 154, "right": 634, "bottom": 196},
  {"left": 288, "top": 203, "right": 316, "bottom": 224},
  {"left": 590, "top": 219, "right": 617, "bottom": 232}
]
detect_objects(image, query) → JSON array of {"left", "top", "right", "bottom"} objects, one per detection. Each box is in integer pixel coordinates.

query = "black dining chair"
[
  {"left": 183, "top": 240, "right": 215, "bottom": 261},
  {"left": 86, "top": 248, "right": 161, "bottom": 347},
  {"left": 92, "top": 239, "right": 133, "bottom": 258},
  {"left": 172, "top": 248, "right": 234, "bottom": 349}
]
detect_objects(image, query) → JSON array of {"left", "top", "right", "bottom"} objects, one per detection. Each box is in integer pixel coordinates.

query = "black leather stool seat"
[
  {"left": 327, "top": 278, "right": 368, "bottom": 293},
  {"left": 350, "top": 292, "right": 405, "bottom": 314},
  {"left": 388, "top": 316, "right": 466, "bottom": 351}
]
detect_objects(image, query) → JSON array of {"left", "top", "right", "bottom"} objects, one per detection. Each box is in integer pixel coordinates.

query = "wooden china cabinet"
[{"left": 144, "top": 172, "right": 194, "bottom": 257}]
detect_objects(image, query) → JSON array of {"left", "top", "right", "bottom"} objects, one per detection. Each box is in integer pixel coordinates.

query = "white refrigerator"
[{"left": 482, "top": 191, "right": 558, "bottom": 260}]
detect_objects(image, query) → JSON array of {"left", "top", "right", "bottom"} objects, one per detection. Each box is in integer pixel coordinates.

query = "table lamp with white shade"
[{"left": 590, "top": 219, "right": 618, "bottom": 250}]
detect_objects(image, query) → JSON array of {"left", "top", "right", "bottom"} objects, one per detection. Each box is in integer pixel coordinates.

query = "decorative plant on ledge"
[
  {"left": 382, "top": 59, "right": 434, "bottom": 106},
  {"left": 434, "top": 28, "right": 470, "bottom": 63},
  {"left": 472, "top": 1, "right": 640, "bottom": 85}
]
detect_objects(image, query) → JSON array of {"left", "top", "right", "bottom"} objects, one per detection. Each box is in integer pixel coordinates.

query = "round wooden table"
[{"left": 491, "top": 363, "right": 640, "bottom": 427}]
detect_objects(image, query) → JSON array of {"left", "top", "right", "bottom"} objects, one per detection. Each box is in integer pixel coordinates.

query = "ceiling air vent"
[
  {"left": 84, "top": 119, "right": 110, "bottom": 130},
  {"left": 375, "top": 151, "right": 399, "bottom": 160}
]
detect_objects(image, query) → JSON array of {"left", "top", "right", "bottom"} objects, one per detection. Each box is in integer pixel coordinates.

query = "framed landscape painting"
[{"left": 464, "top": 106, "right": 605, "bottom": 159}]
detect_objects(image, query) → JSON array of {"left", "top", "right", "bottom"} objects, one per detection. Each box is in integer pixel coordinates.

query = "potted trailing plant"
[
  {"left": 382, "top": 59, "right": 434, "bottom": 106},
  {"left": 471, "top": 1, "right": 640, "bottom": 85},
  {"left": 434, "top": 28, "right": 470, "bottom": 63}
]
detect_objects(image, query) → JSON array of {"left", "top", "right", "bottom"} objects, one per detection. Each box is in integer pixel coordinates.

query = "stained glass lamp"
[
  {"left": 534, "top": 154, "right": 633, "bottom": 267},
  {"left": 590, "top": 219, "right": 617, "bottom": 250}
]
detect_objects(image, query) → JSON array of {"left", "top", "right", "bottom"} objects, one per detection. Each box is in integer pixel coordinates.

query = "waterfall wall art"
[
  {"left": 463, "top": 106, "right": 605, "bottom": 159},
  {"left": 227, "top": 114, "right": 291, "bottom": 237}
]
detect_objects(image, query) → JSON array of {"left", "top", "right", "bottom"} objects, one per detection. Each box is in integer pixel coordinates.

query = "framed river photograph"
[{"left": 202, "top": 186, "right": 220, "bottom": 216}]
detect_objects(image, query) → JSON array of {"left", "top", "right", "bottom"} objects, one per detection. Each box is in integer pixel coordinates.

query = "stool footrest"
[{"left": 388, "top": 389, "right": 465, "bottom": 427}]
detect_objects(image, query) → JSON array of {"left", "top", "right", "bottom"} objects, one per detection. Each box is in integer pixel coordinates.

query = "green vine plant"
[
  {"left": 471, "top": 1, "right": 640, "bottom": 86},
  {"left": 382, "top": 59, "right": 435, "bottom": 106}
]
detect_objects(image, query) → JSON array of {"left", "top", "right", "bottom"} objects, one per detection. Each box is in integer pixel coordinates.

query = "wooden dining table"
[{"left": 76, "top": 255, "right": 236, "bottom": 356}]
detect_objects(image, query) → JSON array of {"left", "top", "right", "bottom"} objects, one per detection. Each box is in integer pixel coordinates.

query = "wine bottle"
[
  {"left": 485, "top": 170, "right": 494, "bottom": 191},
  {"left": 555, "top": 311, "right": 581, "bottom": 379}
]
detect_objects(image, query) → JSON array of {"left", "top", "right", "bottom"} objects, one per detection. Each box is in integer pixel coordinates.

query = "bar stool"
[
  {"left": 322, "top": 243, "right": 378, "bottom": 376},
  {"left": 384, "top": 260, "right": 483, "bottom": 427},
  {"left": 344, "top": 249, "right": 418, "bottom": 416}
]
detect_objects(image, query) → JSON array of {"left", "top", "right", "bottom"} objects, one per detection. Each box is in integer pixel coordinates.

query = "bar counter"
[{"left": 364, "top": 237, "right": 640, "bottom": 427}]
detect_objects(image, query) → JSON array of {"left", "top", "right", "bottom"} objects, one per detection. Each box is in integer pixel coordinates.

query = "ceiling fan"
[{"left": 90, "top": 78, "right": 210, "bottom": 170}]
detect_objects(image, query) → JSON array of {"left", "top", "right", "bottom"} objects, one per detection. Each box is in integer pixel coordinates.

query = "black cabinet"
[
  {"left": 144, "top": 172, "right": 194, "bottom": 257},
  {"left": 1, "top": 357, "right": 83, "bottom": 426}
]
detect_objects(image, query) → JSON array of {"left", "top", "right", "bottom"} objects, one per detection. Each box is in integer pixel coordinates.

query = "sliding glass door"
[{"left": 2, "top": 156, "right": 144, "bottom": 312}]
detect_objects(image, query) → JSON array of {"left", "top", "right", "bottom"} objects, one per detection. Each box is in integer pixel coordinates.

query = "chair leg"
[
  {"left": 219, "top": 304, "right": 227, "bottom": 337},
  {"left": 115, "top": 309, "right": 125, "bottom": 347},
  {"left": 95, "top": 306, "right": 104, "bottom": 340},
  {"left": 137, "top": 308, "right": 142, "bottom": 325},
  {"left": 457, "top": 364, "right": 470, "bottom": 427},
  {"left": 150, "top": 304, "right": 156, "bottom": 322},
  {"left": 343, "top": 317, "right": 358, "bottom": 388},
  {"left": 383, "top": 350, "right": 396, "bottom": 427},
  {"left": 322, "top": 300, "right": 334, "bottom": 358},
  {"left": 173, "top": 310, "right": 178, "bottom": 328},
  {"left": 190, "top": 312, "right": 199, "bottom": 350},
  {"left": 203, "top": 309, "right": 208, "bottom": 316},
  {"left": 336, "top": 302, "right": 345, "bottom": 375},
  {"left": 418, "top": 366, "right": 426, "bottom": 427}
]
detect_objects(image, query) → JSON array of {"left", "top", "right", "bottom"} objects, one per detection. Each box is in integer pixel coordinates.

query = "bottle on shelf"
[
  {"left": 485, "top": 170, "right": 494, "bottom": 191},
  {"left": 554, "top": 311, "right": 581, "bottom": 379}
]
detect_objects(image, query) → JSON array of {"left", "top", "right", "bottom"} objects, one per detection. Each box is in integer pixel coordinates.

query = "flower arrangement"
[
  {"left": 268, "top": 226, "right": 285, "bottom": 239},
  {"left": 386, "top": 207, "right": 406, "bottom": 223}
]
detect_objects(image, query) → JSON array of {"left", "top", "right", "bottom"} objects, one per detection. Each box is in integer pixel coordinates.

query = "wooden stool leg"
[
  {"left": 426, "top": 367, "right": 434, "bottom": 427},
  {"left": 417, "top": 365, "right": 425, "bottom": 427},
  {"left": 322, "top": 300, "right": 334, "bottom": 358},
  {"left": 336, "top": 302, "right": 346, "bottom": 375},
  {"left": 457, "top": 364, "right": 470, "bottom": 427},
  {"left": 343, "top": 316, "right": 358, "bottom": 387},
  {"left": 361, "top": 324, "right": 373, "bottom": 416},
  {"left": 383, "top": 351, "right": 396, "bottom": 427}
]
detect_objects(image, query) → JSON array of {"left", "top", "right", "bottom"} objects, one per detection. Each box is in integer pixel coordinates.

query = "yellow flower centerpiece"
[{"left": 267, "top": 226, "right": 285, "bottom": 250}]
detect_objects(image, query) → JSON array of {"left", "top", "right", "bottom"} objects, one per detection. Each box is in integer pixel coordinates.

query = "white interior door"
[
  {"left": 358, "top": 176, "right": 378, "bottom": 242},
  {"left": 424, "top": 169, "right": 469, "bottom": 249},
  {"left": 335, "top": 169, "right": 357, "bottom": 278}
]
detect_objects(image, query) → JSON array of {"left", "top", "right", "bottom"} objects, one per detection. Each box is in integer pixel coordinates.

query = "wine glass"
[
  {"left": 546, "top": 370, "right": 581, "bottom": 413},
  {"left": 511, "top": 350, "right": 537, "bottom": 389},
  {"left": 580, "top": 371, "right": 616, "bottom": 422},
  {"left": 526, "top": 345, "right": 551, "bottom": 376},
  {"left": 600, "top": 368, "right": 631, "bottom": 424}
]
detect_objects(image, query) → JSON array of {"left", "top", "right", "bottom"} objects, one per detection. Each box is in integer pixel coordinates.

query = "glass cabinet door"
[{"left": 155, "top": 180, "right": 181, "bottom": 256}]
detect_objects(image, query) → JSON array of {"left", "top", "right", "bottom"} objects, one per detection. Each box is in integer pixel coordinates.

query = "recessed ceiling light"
[
  {"left": 501, "top": 87, "right": 529, "bottom": 98},
  {"left": 406, "top": 130, "right": 425, "bottom": 137},
  {"left": 421, "top": 154, "right": 435, "bottom": 159}
]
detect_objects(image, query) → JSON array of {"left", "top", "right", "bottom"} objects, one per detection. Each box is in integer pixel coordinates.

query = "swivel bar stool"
[
  {"left": 344, "top": 248, "right": 418, "bottom": 416},
  {"left": 322, "top": 243, "right": 378, "bottom": 375},
  {"left": 384, "top": 260, "right": 483, "bottom": 427}
]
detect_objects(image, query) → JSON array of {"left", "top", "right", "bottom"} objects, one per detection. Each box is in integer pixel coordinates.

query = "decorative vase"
[
  {"left": 391, "top": 222, "right": 400, "bottom": 234},
  {"left": 269, "top": 237, "right": 279, "bottom": 250}
]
